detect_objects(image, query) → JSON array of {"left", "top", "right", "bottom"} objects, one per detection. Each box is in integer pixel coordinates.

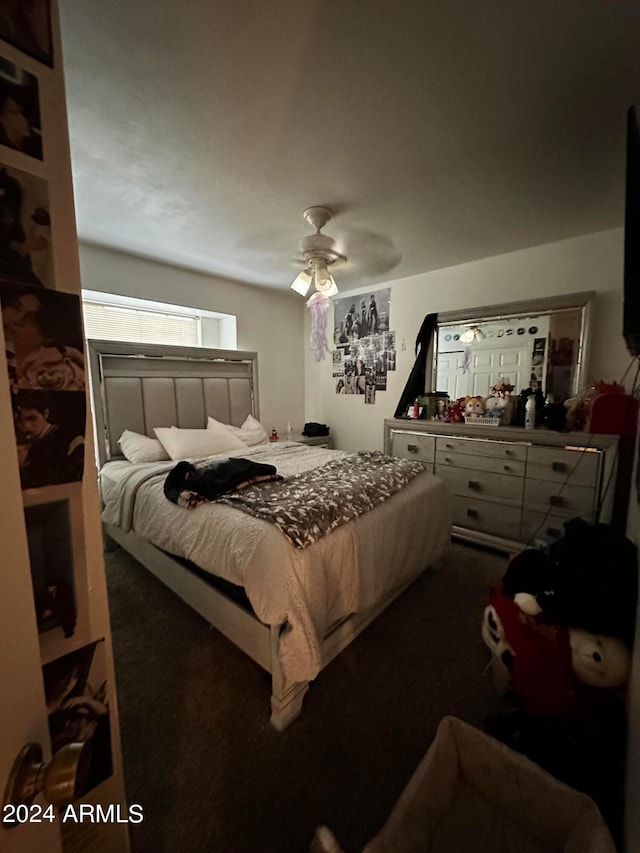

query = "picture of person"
[
  {"left": 43, "top": 640, "right": 113, "bottom": 798},
  {"left": 0, "top": 0, "right": 52, "bottom": 66},
  {"left": 365, "top": 371, "right": 376, "bottom": 405},
  {"left": 375, "top": 351, "right": 388, "bottom": 391},
  {"left": 0, "top": 167, "right": 52, "bottom": 287},
  {"left": 333, "top": 289, "right": 391, "bottom": 346},
  {"left": 387, "top": 349, "right": 397, "bottom": 371},
  {"left": 369, "top": 294, "right": 379, "bottom": 334},
  {"left": 1, "top": 283, "right": 84, "bottom": 386},
  {"left": 355, "top": 375, "right": 366, "bottom": 394},
  {"left": 335, "top": 378, "right": 345, "bottom": 394},
  {"left": 360, "top": 299, "right": 369, "bottom": 337},
  {"left": 24, "top": 499, "right": 76, "bottom": 636},
  {"left": 344, "top": 375, "right": 356, "bottom": 394},
  {"left": 0, "top": 57, "right": 42, "bottom": 158},
  {"left": 13, "top": 389, "right": 85, "bottom": 489}
]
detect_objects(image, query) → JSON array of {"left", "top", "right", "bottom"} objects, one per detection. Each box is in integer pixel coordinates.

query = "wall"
[
  {"left": 306, "top": 228, "right": 629, "bottom": 452},
  {"left": 78, "top": 242, "right": 306, "bottom": 433}
]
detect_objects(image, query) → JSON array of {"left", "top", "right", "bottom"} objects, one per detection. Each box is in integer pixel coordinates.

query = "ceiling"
[{"left": 59, "top": 0, "right": 640, "bottom": 292}]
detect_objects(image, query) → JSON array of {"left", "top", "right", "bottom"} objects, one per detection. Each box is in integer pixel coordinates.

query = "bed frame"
[{"left": 88, "top": 339, "right": 419, "bottom": 730}]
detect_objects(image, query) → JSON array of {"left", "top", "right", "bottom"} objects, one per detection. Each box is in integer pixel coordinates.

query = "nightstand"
[{"left": 291, "top": 433, "right": 333, "bottom": 449}]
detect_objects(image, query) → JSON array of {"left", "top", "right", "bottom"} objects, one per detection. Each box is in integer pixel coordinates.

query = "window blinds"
[{"left": 83, "top": 301, "right": 201, "bottom": 347}]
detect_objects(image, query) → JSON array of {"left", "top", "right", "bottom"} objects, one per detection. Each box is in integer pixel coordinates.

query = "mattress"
[{"left": 100, "top": 441, "right": 452, "bottom": 681}]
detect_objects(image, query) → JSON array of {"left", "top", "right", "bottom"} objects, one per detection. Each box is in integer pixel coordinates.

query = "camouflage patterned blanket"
[{"left": 182, "top": 450, "right": 426, "bottom": 549}]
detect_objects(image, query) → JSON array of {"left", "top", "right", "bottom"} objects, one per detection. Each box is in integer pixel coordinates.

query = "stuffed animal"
[
  {"left": 448, "top": 397, "right": 466, "bottom": 423},
  {"left": 484, "top": 395, "right": 509, "bottom": 419},
  {"left": 483, "top": 588, "right": 576, "bottom": 716},
  {"left": 482, "top": 588, "right": 632, "bottom": 717},
  {"left": 504, "top": 518, "right": 638, "bottom": 647},
  {"left": 463, "top": 395, "right": 485, "bottom": 418},
  {"left": 486, "top": 518, "right": 638, "bottom": 714}
]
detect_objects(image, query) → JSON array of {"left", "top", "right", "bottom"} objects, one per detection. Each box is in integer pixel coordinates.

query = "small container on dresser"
[{"left": 384, "top": 418, "right": 622, "bottom": 552}]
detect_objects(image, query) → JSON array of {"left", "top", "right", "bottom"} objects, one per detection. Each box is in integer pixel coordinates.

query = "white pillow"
[
  {"left": 154, "top": 424, "right": 246, "bottom": 461},
  {"left": 209, "top": 414, "right": 269, "bottom": 447},
  {"left": 118, "top": 429, "right": 169, "bottom": 464}
]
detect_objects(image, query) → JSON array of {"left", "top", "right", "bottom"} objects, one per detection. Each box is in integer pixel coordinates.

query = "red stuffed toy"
[{"left": 484, "top": 587, "right": 577, "bottom": 717}]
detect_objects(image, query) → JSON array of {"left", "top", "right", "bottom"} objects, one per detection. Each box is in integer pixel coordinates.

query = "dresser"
[{"left": 384, "top": 419, "right": 620, "bottom": 552}]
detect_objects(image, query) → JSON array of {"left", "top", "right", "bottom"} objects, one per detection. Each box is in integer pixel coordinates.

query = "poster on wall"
[
  {"left": 365, "top": 370, "right": 376, "bottom": 404},
  {"left": 0, "top": 55, "right": 43, "bottom": 157},
  {"left": 1, "top": 283, "right": 84, "bottom": 372},
  {"left": 333, "top": 288, "right": 390, "bottom": 346},
  {"left": 0, "top": 2, "right": 52, "bottom": 66},
  {"left": 24, "top": 485, "right": 90, "bottom": 658},
  {"left": 12, "top": 389, "right": 85, "bottom": 489},
  {"left": 331, "top": 289, "right": 395, "bottom": 405},
  {"left": 0, "top": 166, "right": 52, "bottom": 287},
  {"left": 25, "top": 499, "right": 77, "bottom": 636},
  {"left": 1, "top": 282, "right": 86, "bottom": 488},
  {"left": 43, "top": 639, "right": 113, "bottom": 799},
  {"left": 375, "top": 351, "right": 388, "bottom": 391}
]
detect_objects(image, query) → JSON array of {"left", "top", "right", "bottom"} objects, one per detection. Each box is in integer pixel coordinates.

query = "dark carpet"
[{"left": 106, "top": 542, "right": 506, "bottom": 853}]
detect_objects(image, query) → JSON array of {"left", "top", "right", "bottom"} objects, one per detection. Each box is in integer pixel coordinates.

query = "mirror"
[{"left": 430, "top": 291, "right": 594, "bottom": 403}]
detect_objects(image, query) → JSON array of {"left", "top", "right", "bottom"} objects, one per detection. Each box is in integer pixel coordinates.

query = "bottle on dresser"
[{"left": 524, "top": 395, "right": 536, "bottom": 430}]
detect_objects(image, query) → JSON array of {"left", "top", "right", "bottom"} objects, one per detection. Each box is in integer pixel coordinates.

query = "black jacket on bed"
[{"left": 164, "top": 458, "right": 279, "bottom": 505}]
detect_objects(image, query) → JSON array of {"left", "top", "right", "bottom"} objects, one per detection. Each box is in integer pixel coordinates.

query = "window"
[{"left": 81, "top": 291, "right": 237, "bottom": 349}]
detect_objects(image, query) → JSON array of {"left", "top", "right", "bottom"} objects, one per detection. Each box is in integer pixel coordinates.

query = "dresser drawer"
[
  {"left": 524, "top": 479, "right": 596, "bottom": 518},
  {"left": 436, "top": 449, "right": 525, "bottom": 478},
  {"left": 436, "top": 436, "right": 527, "bottom": 462},
  {"left": 525, "top": 445, "right": 601, "bottom": 487},
  {"left": 435, "top": 465, "right": 523, "bottom": 505},
  {"left": 390, "top": 431, "right": 435, "bottom": 464},
  {"left": 452, "top": 495, "right": 522, "bottom": 539},
  {"left": 521, "top": 511, "right": 571, "bottom": 546}
]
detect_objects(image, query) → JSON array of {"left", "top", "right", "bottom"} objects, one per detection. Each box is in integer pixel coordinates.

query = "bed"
[{"left": 88, "top": 339, "right": 452, "bottom": 730}]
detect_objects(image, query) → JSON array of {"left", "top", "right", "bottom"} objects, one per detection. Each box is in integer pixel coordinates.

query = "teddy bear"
[{"left": 463, "top": 395, "right": 485, "bottom": 418}]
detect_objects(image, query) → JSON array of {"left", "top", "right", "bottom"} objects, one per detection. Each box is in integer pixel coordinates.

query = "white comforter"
[{"left": 101, "top": 442, "right": 451, "bottom": 681}]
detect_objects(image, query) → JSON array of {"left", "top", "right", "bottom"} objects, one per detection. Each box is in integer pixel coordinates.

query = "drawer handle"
[
  {"left": 466, "top": 508, "right": 479, "bottom": 518},
  {"left": 505, "top": 449, "right": 513, "bottom": 456},
  {"left": 546, "top": 527, "right": 562, "bottom": 537},
  {"left": 552, "top": 461, "right": 567, "bottom": 472},
  {"left": 468, "top": 480, "right": 481, "bottom": 490},
  {"left": 503, "top": 464, "right": 511, "bottom": 472},
  {"left": 445, "top": 442, "right": 454, "bottom": 449},
  {"left": 549, "top": 495, "right": 564, "bottom": 507},
  {"left": 407, "top": 444, "right": 418, "bottom": 453},
  {"left": 445, "top": 456, "right": 452, "bottom": 463}
]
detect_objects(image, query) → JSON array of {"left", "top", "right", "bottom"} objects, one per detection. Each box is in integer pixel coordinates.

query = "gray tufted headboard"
[{"left": 87, "top": 340, "right": 259, "bottom": 468}]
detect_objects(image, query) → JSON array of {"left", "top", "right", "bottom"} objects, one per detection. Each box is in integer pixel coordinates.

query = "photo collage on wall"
[
  {"left": 0, "top": 4, "right": 95, "bottom": 705},
  {"left": 332, "top": 288, "right": 395, "bottom": 404}
]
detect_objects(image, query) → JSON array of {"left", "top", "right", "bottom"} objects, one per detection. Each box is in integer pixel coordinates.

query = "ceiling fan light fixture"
[
  {"left": 290, "top": 268, "right": 312, "bottom": 296},
  {"left": 316, "top": 273, "right": 338, "bottom": 296},
  {"left": 313, "top": 260, "right": 331, "bottom": 289}
]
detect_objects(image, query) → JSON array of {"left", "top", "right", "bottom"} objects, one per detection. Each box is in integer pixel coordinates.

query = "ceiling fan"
[{"left": 290, "top": 206, "right": 345, "bottom": 297}]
